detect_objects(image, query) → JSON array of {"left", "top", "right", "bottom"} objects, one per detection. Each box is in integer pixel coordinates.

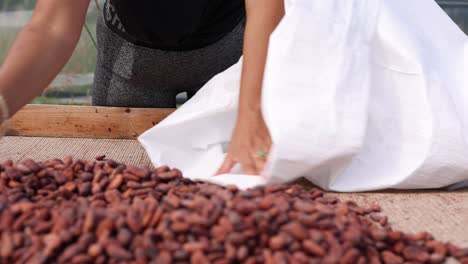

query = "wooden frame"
[{"left": 6, "top": 105, "right": 175, "bottom": 139}]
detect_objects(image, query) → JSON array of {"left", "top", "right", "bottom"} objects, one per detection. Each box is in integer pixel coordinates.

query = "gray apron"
[{"left": 92, "top": 15, "right": 244, "bottom": 108}]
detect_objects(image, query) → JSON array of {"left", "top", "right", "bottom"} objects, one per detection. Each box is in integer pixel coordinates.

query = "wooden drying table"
[{"left": 1, "top": 105, "right": 467, "bottom": 249}]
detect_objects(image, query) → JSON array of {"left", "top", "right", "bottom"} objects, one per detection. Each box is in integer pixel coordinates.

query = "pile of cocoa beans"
[{"left": 0, "top": 158, "right": 467, "bottom": 264}]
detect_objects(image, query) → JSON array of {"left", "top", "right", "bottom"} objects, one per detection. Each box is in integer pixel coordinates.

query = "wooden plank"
[{"left": 6, "top": 104, "right": 175, "bottom": 139}]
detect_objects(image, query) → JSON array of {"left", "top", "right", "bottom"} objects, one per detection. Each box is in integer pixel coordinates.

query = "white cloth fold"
[{"left": 139, "top": 0, "right": 468, "bottom": 192}]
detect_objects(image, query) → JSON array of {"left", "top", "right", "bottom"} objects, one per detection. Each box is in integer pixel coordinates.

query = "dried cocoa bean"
[
  {"left": 429, "top": 253, "right": 445, "bottom": 264},
  {"left": 108, "top": 174, "right": 123, "bottom": 190},
  {"left": 340, "top": 248, "right": 360, "bottom": 264},
  {"left": 266, "top": 235, "right": 284, "bottom": 250},
  {"left": 71, "top": 254, "right": 93, "bottom": 264},
  {"left": 283, "top": 222, "right": 308, "bottom": 241},
  {"left": 1, "top": 232, "right": 14, "bottom": 258},
  {"left": 95, "top": 155, "right": 106, "bottom": 161},
  {"left": 87, "top": 243, "right": 102, "bottom": 258},
  {"left": 403, "top": 245, "right": 430, "bottom": 262},
  {"left": 117, "top": 228, "right": 132, "bottom": 246},
  {"left": 105, "top": 243, "right": 132, "bottom": 260},
  {"left": 0, "top": 158, "right": 465, "bottom": 264},
  {"left": 58, "top": 243, "right": 86, "bottom": 263},
  {"left": 23, "top": 160, "right": 42, "bottom": 173},
  {"left": 302, "top": 240, "right": 326, "bottom": 257},
  {"left": 78, "top": 182, "right": 91, "bottom": 196},
  {"left": 191, "top": 250, "right": 209, "bottom": 264},
  {"left": 158, "top": 170, "right": 180, "bottom": 181},
  {"left": 125, "top": 166, "right": 148, "bottom": 179},
  {"left": 382, "top": 250, "right": 404, "bottom": 264},
  {"left": 171, "top": 221, "right": 190, "bottom": 233}
]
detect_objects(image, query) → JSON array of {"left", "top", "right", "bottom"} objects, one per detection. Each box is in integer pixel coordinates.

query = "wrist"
[
  {"left": 237, "top": 106, "right": 265, "bottom": 127},
  {"left": 238, "top": 88, "right": 262, "bottom": 114},
  {"left": 238, "top": 101, "right": 262, "bottom": 118}
]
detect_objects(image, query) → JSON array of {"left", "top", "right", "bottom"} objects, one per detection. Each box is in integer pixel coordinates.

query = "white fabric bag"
[
  {"left": 262, "top": 0, "right": 468, "bottom": 192},
  {"left": 139, "top": 0, "right": 468, "bottom": 191}
]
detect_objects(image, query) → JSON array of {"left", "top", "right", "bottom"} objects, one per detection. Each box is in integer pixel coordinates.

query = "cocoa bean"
[
  {"left": 158, "top": 170, "right": 180, "bottom": 181},
  {"left": 371, "top": 204, "right": 382, "bottom": 212},
  {"left": 1, "top": 232, "right": 14, "bottom": 258},
  {"left": 237, "top": 245, "right": 249, "bottom": 261},
  {"left": 173, "top": 249, "right": 189, "bottom": 261},
  {"left": 426, "top": 241, "right": 447, "bottom": 256},
  {"left": 127, "top": 181, "right": 141, "bottom": 189},
  {"left": 191, "top": 250, "right": 209, "bottom": 264},
  {"left": 258, "top": 197, "right": 274, "bottom": 210},
  {"left": 58, "top": 243, "right": 86, "bottom": 263},
  {"left": 340, "top": 248, "right": 360, "bottom": 264},
  {"left": 0, "top": 158, "right": 465, "bottom": 264},
  {"left": 71, "top": 254, "right": 93, "bottom": 264},
  {"left": 447, "top": 243, "right": 468, "bottom": 258},
  {"left": 104, "top": 190, "right": 121, "bottom": 204},
  {"left": 235, "top": 201, "right": 256, "bottom": 215},
  {"left": 182, "top": 241, "right": 208, "bottom": 253},
  {"left": 117, "top": 228, "right": 132, "bottom": 246},
  {"left": 95, "top": 155, "right": 106, "bottom": 161},
  {"left": 379, "top": 216, "right": 388, "bottom": 226},
  {"left": 403, "top": 245, "right": 430, "bottom": 262},
  {"left": 302, "top": 240, "right": 326, "bottom": 257},
  {"left": 126, "top": 210, "right": 142, "bottom": 233},
  {"left": 123, "top": 173, "right": 140, "bottom": 182},
  {"left": 125, "top": 166, "right": 148, "bottom": 179},
  {"left": 382, "top": 250, "right": 404, "bottom": 264},
  {"left": 105, "top": 243, "right": 132, "bottom": 260},
  {"left": 429, "top": 253, "right": 445, "bottom": 264},
  {"left": 108, "top": 174, "right": 123, "bottom": 190},
  {"left": 154, "top": 250, "right": 172, "bottom": 264},
  {"left": 23, "top": 160, "right": 42, "bottom": 173},
  {"left": 78, "top": 182, "right": 91, "bottom": 196},
  {"left": 294, "top": 200, "right": 316, "bottom": 213},
  {"left": 171, "top": 221, "right": 190, "bottom": 233},
  {"left": 283, "top": 222, "right": 308, "bottom": 241},
  {"left": 87, "top": 243, "right": 102, "bottom": 258}
]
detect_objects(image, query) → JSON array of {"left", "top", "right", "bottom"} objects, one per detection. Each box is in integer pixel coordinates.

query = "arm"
[
  {"left": 0, "top": 0, "right": 90, "bottom": 116},
  {"left": 217, "top": 0, "right": 285, "bottom": 175},
  {"left": 239, "top": 0, "right": 285, "bottom": 116}
]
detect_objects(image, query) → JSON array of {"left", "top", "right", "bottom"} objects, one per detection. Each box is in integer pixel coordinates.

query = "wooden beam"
[{"left": 6, "top": 105, "right": 175, "bottom": 139}]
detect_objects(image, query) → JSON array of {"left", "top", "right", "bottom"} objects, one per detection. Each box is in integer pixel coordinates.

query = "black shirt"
[{"left": 104, "top": 0, "right": 245, "bottom": 51}]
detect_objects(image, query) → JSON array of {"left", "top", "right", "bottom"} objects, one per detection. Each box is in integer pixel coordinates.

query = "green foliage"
[
  {"left": 32, "top": 96, "right": 90, "bottom": 105},
  {"left": 0, "top": 0, "right": 36, "bottom": 11}
]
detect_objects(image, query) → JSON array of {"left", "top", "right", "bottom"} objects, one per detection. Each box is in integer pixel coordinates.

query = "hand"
[{"left": 216, "top": 110, "right": 272, "bottom": 175}]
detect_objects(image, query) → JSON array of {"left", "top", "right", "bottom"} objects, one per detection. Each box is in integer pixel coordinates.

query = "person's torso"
[{"left": 104, "top": 0, "right": 245, "bottom": 51}]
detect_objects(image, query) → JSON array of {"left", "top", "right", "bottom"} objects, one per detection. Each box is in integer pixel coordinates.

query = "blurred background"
[
  {"left": 0, "top": 0, "right": 103, "bottom": 105},
  {"left": 0, "top": 0, "right": 467, "bottom": 106}
]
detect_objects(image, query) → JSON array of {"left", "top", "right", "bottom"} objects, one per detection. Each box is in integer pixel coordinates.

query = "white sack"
[{"left": 139, "top": 0, "right": 468, "bottom": 192}]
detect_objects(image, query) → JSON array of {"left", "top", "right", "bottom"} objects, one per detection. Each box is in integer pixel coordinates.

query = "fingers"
[
  {"left": 215, "top": 155, "right": 236, "bottom": 175},
  {"left": 216, "top": 142, "right": 271, "bottom": 176},
  {"left": 253, "top": 157, "right": 267, "bottom": 174},
  {"left": 243, "top": 153, "right": 267, "bottom": 175},
  {"left": 242, "top": 164, "right": 257, "bottom": 175},
  {"left": 216, "top": 154, "right": 261, "bottom": 176}
]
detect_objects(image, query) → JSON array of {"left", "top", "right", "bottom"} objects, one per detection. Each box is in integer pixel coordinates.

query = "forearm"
[
  {"left": 239, "top": 0, "right": 284, "bottom": 116},
  {"left": 0, "top": 0, "right": 89, "bottom": 116},
  {"left": 0, "top": 26, "right": 79, "bottom": 115}
]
